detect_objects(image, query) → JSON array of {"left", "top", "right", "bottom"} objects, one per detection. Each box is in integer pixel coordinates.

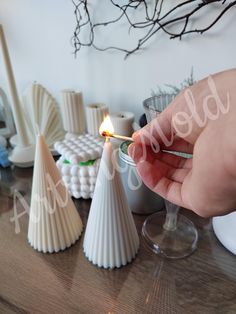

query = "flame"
[{"left": 99, "top": 115, "right": 114, "bottom": 137}]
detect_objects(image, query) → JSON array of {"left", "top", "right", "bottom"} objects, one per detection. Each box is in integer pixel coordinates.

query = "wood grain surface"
[{"left": 0, "top": 166, "right": 236, "bottom": 314}]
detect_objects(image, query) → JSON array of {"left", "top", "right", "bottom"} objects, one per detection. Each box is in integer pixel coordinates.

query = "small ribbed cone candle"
[
  {"left": 83, "top": 141, "right": 139, "bottom": 268},
  {"left": 28, "top": 135, "right": 83, "bottom": 253}
]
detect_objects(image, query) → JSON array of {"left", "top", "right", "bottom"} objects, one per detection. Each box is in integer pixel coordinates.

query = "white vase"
[
  {"left": 28, "top": 134, "right": 83, "bottom": 253},
  {"left": 83, "top": 141, "right": 139, "bottom": 268}
]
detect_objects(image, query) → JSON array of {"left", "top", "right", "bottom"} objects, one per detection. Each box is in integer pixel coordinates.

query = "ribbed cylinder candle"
[
  {"left": 85, "top": 103, "right": 108, "bottom": 136},
  {"left": 61, "top": 90, "right": 85, "bottom": 134}
]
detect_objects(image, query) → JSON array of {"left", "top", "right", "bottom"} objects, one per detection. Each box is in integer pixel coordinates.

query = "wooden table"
[{"left": 0, "top": 166, "right": 236, "bottom": 314}]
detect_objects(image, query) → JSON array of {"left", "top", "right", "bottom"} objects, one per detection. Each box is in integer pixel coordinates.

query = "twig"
[{"left": 72, "top": 0, "right": 236, "bottom": 58}]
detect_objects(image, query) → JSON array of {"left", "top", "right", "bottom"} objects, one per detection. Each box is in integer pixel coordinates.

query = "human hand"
[{"left": 129, "top": 68, "right": 236, "bottom": 217}]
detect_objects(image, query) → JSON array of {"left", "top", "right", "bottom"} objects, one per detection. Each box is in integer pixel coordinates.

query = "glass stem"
[{"left": 163, "top": 201, "right": 179, "bottom": 231}]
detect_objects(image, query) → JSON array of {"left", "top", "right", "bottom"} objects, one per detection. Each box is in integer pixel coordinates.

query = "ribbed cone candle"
[
  {"left": 28, "top": 135, "right": 83, "bottom": 253},
  {"left": 83, "top": 141, "right": 139, "bottom": 268}
]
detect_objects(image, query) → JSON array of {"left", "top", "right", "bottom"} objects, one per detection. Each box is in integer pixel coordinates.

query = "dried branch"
[{"left": 72, "top": 0, "right": 236, "bottom": 58}]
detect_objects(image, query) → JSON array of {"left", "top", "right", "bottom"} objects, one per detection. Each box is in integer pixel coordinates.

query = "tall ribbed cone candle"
[
  {"left": 83, "top": 141, "right": 139, "bottom": 268},
  {"left": 28, "top": 135, "right": 83, "bottom": 253}
]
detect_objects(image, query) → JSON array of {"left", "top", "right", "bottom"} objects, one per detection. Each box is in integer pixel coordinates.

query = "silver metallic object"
[{"left": 119, "top": 141, "right": 164, "bottom": 215}]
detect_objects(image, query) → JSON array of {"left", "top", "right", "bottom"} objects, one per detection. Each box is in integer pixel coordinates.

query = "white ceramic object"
[
  {"left": 85, "top": 103, "right": 108, "bottom": 136},
  {"left": 28, "top": 134, "right": 83, "bottom": 253},
  {"left": 212, "top": 212, "right": 236, "bottom": 255},
  {"left": 110, "top": 111, "right": 134, "bottom": 137},
  {"left": 83, "top": 141, "right": 139, "bottom": 268},
  {"left": 9, "top": 144, "right": 36, "bottom": 168},
  {"left": 54, "top": 133, "right": 104, "bottom": 164},
  {"left": 61, "top": 90, "right": 86, "bottom": 135},
  {"left": 9, "top": 133, "right": 59, "bottom": 157},
  {"left": 56, "top": 156, "right": 100, "bottom": 199},
  {"left": 22, "top": 83, "right": 64, "bottom": 148}
]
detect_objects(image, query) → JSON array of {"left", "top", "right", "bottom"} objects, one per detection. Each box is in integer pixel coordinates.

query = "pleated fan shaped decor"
[
  {"left": 83, "top": 140, "right": 139, "bottom": 268},
  {"left": 22, "top": 84, "right": 64, "bottom": 148},
  {"left": 28, "top": 134, "right": 83, "bottom": 253}
]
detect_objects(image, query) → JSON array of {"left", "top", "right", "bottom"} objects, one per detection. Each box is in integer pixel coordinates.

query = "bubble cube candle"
[{"left": 54, "top": 134, "right": 104, "bottom": 199}]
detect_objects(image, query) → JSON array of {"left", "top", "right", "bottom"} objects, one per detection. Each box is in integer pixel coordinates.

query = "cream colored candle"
[
  {"left": 110, "top": 111, "right": 134, "bottom": 137},
  {"left": 28, "top": 134, "right": 83, "bottom": 253},
  {"left": 61, "top": 90, "right": 86, "bottom": 134},
  {"left": 85, "top": 103, "right": 108, "bottom": 136},
  {"left": 83, "top": 140, "right": 139, "bottom": 268}
]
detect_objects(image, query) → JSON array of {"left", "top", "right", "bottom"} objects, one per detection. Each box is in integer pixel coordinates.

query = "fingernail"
[
  {"left": 132, "top": 131, "right": 139, "bottom": 140},
  {"left": 128, "top": 143, "right": 135, "bottom": 158}
]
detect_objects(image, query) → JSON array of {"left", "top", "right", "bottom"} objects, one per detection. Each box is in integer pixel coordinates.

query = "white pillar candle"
[{"left": 110, "top": 111, "right": 134, "bottom": 137}]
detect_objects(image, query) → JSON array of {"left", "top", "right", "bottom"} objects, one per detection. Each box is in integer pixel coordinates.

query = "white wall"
[{"left": 0, "top": 0, "right": 235, "bottom": 121}]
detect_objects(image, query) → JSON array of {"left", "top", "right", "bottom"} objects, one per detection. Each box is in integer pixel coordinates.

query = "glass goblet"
[
  {"left": 142, "top": 200, "right": 198, "bottom": 259},
  {"left": 142, "top": 95, "right": 198, "bottom": 258}
]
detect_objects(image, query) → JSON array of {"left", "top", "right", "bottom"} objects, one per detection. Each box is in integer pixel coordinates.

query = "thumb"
[
  {"left": 128, "top": 143, "right": 145, "bottom": 164},
  {"left": 132, "top": 106, "right": 174, "bottom": 148}
]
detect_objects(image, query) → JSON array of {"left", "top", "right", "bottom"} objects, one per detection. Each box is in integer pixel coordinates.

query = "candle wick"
[{"left": 102, "top": 131, "right": 112, "bottom": 137}]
